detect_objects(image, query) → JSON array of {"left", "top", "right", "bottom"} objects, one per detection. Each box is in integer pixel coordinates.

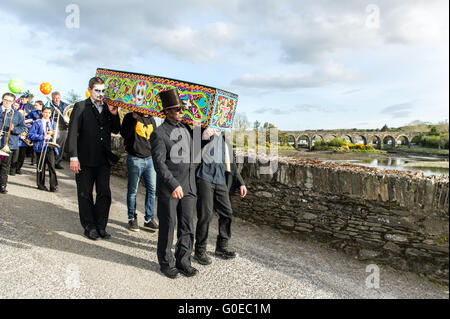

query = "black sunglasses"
[{"left": 170, "top": 106, "right": 186, "bottom": 113}]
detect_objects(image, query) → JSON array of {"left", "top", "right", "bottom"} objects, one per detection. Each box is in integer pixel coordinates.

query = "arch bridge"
[{"left": 281, "top": 131, "right": 421, "bottom": 150}]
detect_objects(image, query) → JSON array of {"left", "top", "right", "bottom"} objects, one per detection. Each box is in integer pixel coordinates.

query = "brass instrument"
[
  {"left": 0, "top": 109, "right": 15, "bottom": 157},
  {"left": 63, "top": 104, "right": 74, "bottom": 124},
  {"left": 20, "top": 127, "right": 33, "bottom": 147}
]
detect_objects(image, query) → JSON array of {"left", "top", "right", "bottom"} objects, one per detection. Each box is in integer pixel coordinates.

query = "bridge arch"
[
  {"left": 312, "top": 135, "right": 324, "bottom": 146},
  {"left": 368, "top": 135, "right": 382, "bottom": 149},
  {"left": 354, "top": 135, "right": 367, "bottom": 145},
  {"left": 340, "top": 135, "right": 354, "bottom": 144},
  {"left": 383, "top": 135, "right": 396, "bottom": 149},
  {"left": 396, "top": 135, "right": 410, "bottom": 146},
  {"left": 296, "top": 135, "right": 311, "bottom": 149}
]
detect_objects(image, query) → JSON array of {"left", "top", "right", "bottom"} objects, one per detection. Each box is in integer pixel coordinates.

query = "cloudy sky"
[{"left": 0, "top": 0, "right": 448, "bottom": 130}]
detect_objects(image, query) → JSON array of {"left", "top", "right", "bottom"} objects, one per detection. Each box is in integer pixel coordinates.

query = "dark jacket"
[
  {"left": 197, "top": 131, "right": 245, "bottom": 194},
  {"left": 67, "top": 98, "right": 120, "bottom": 167},
  {"left": 150, "top": 120, "right": 197, "bottom": 198},
  {"left": 0, "top": 109, "right": 26, "bottom": 151}
]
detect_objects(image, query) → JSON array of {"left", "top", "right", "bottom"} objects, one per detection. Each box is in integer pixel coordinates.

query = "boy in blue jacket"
[{"left": 29, "top": 106, "right": 59, "bottom": 191}]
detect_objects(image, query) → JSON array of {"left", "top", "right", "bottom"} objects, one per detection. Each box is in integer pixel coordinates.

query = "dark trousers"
[
  {"left": 157, "top": 193, "right": 196, "bottom": 270},
  {"left": 75, "top": 164, "right": 112, "bottom": 231},
  {"left": 8, "top": 149, "right": 19, "bottom": 174},
  {"left": 195, "top": 179, "right": 233, "bottom": 253},
  {"left": 55, "top": 129, "right": 68, "bottom": 165},
  {"left": 0, "top": 153, "right": 13, "bottom": 187},
  {"left": 36, "top": 149, "right": 57, "bottom": 190},
  {"left": 16, "top": 147, "right": 28, "bottom": 171}
]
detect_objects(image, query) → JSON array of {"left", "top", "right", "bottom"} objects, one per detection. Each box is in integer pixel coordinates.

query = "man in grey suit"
[{"left": 150, "top": 88, "right": 198, "bottom": 279}]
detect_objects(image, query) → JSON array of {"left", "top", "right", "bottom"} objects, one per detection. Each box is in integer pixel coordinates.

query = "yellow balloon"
[{"left": 85, "top": 90, "right": 90, "bottom": 98}]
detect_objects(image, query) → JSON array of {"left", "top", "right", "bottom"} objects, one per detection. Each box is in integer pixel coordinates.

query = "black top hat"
[{"left": 158, "top": 88, "right": 186, "bottom": 110}]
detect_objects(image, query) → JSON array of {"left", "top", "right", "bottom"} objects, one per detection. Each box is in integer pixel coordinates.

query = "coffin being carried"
[{"left": 95, "top": 68, "right": 238, "bottom": 130}]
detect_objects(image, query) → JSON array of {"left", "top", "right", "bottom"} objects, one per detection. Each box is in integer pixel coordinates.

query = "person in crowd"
[
  {"left": 193, "top": 128, "right": 247, "bottom": 265},
  {"left": 150, "top": 88, "right": 198, "bottom": 279},
  {"left": 28, "top": 106, "right": 58, "bottom": 191},
  {"left": 67, "top": 77, "right": 120, "bottom": 240},
  {"left": 120, "top": 111, "right": 158, "bottom": 232},
  {"left": 0, "top": 93, "right": 26, "bottom": 194},
  {"left": 51, "top": 91, "right": 69, "bottom": 169}
]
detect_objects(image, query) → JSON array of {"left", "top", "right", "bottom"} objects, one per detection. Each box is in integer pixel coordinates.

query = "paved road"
[{"left": 0, "top": 161, "right": 448, "bottom": 299}]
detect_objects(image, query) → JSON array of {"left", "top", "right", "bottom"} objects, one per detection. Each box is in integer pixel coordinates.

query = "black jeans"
[
  {"left": 157, "top": 193, "right": 196, "bottom": 270},
  {"left": 75, "top": 164, "right": 111, "bottom": 231},
  {"left": 36, "top": 149, "right": 57, "bottom": 190},
  {"left": 0, "top": 153, "right": 13, "bottom": 187},
  {"left": 195, "top": 179, "right": 233, "bottom": 253}
]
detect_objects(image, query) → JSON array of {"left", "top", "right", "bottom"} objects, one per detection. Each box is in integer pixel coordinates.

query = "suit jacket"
[
  {"left": 67, "top": 98, "right": 120, "bottom": 167},
  {"left": 150, "top": 120, "right": 197, "bottom": 198},
  {"left": 28, "top": 118, "right": 59, "bottom": 155}
]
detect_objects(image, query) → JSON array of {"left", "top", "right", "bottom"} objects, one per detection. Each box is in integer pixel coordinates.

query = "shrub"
[{"left": 329, "top": 138, "right": 348, "bottom": 147}]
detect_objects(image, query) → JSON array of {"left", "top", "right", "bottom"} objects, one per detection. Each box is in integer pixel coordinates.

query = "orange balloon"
[{"left": 40, "top": 82, "right": 52, "bottom": 95}]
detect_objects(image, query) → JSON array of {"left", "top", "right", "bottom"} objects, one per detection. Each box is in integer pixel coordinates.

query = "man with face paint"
[{"left": 67, "top": 77, "right": 121, "bottom": 240}]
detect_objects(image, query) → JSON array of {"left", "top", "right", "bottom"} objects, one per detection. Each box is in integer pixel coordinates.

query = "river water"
[{"left": 323, "top": 156, "right": 449, "bottom": 176}]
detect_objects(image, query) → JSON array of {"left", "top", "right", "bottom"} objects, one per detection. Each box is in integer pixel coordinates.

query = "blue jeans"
[{"left": 126, "top": 154, "right": 157, "bottom": 222}]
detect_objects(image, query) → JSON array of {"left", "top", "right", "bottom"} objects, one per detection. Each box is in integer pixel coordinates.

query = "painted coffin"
[{"left": 95, "top": 68, "right": 238, "bottom": 129}]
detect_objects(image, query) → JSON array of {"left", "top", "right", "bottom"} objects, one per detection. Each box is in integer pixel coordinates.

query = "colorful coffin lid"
[{"left": 95, "top": 68, "right": 238, "bottom": 129}]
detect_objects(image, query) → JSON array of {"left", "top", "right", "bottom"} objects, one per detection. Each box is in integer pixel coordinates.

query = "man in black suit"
[
  {"left": 150, "top": 88, "right": 199, "bottom": 279},
  {"left": 67, "top": 77, "right": 120, "bottom": 240}
]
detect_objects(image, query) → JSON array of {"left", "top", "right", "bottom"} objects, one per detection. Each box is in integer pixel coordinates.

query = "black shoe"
[
  {"left": 84, "top": 228, "right": 99, "bottom": 240},
  {"left": 193, "top": 252, "right": 212, "bottom": 265},
  {"left": 16, "top": 169, "right": 22, "bottom": 175},
  {"left": 143, "top": 219, "right": 158, "bottom": 232},
  {"left": 0, "top": 186, "right": 7, "bottom": 194},
  {"left": 50, "top": 187, "right": 58, "bottom": 192},
  {"left": 9, "top": 172, "right": 15, "bottom": 176},
  {"left": 177, "top": 266, "right": 199, "bottom": 277},
  {"left": 215, "top": 248, "right": 237, "bottom": 260},
  {"left": 97, "top": 229, "right": 111, "bottom": 239},
  {"left": 160, "top": 267, "right": 180, "bottom": 279},
  {"left": 37, "top": 186, "right": 49, "bottom": 191},
  {"left": 128, "top": 218, "right": 139, "bottom": 232},
  {"left": 55, "top": 163, "right": 64, "bottom": 169}
]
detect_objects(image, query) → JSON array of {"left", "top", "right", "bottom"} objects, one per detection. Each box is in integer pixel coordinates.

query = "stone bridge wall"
[{"left": 229, "top": 157, "right": 449, "bottom": 284}]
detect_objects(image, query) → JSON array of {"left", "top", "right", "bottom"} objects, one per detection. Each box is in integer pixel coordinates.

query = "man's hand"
[
  {"left": 240, "top": 185, "right": 247, "bottom": 198},
  {"left": 108, "top": 104, "right": 119, "bottom": 115},
  {"left": 132, "top": 112, "right": 138, "bottom": 119},
  {"left": 172, "top": 186, "right": 184, "bottom": 199},
  {"left": 70, "top": 159, "right": 81, "bottom": 174}
]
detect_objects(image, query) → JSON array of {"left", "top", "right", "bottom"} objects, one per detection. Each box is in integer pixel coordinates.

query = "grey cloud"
[
  {"left": 380, "top": 101, "right": 415, "bottom": 119},
  {"left": 254, "top": 103, "right": 327, "bottom": 115},
  {"left": 232, "top": 62, "right": 356, "bottom": 91}
]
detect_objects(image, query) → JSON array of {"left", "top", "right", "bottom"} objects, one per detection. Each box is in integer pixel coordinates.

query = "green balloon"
[{"left": 8, "top": 78, "right": 24, "bottom": 94}]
